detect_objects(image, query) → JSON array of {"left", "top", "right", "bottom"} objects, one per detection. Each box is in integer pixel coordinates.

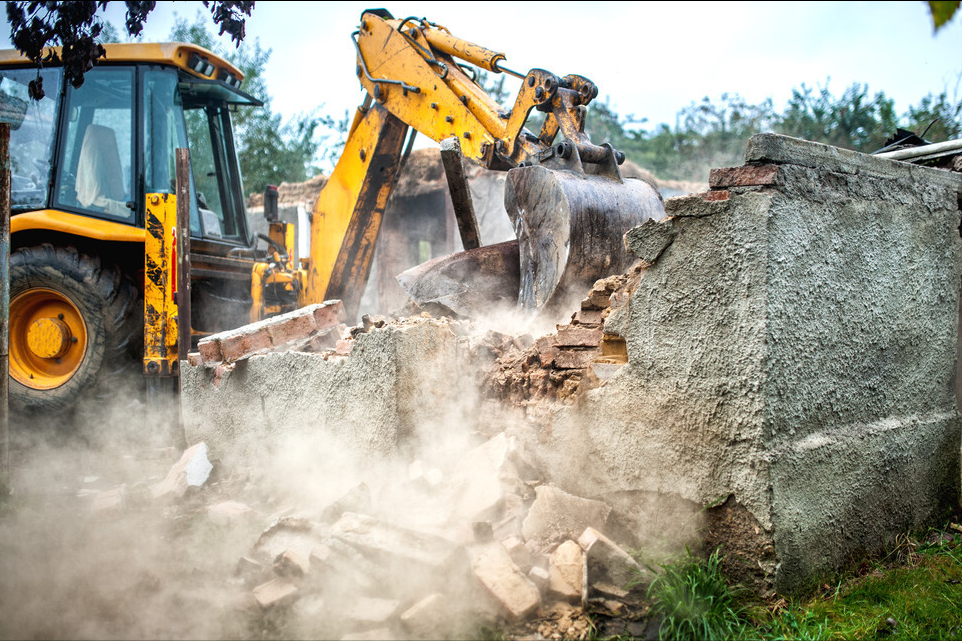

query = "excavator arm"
[{"left": 302, "top": 9, "right": 665, "bottom": 320}]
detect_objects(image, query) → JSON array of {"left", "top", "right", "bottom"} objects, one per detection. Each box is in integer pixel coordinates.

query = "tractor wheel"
[{"left": 8, "top": 244, "right": 142, "bottom": 418}]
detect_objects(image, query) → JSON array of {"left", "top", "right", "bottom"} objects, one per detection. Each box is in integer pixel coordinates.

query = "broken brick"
[
  {"left": 196, "top": 338, "right": 222, "bottom": 366},
  {"left": 571, "top": 309, "right": 604, "bottom": 327},
  {"left": 273, "top": 549, "right": 310, "bottom": 578},
  {"left": 708, "top": 164, "right": 778, "bottom": 188},
  {"left": 554, "top": 327, "right": 604, "bottom": 348},
  {"left": 252, "top": 578, "right": 298, "bottom": 609},
  {"left": 699, "top": 189, "right": 730, "bottom": 201},
  {"left": 266, "top": 308, "right": 317, "bottom": 346},
  {"left": 553, "top": 350, "right": 596, "bottom": 370}
]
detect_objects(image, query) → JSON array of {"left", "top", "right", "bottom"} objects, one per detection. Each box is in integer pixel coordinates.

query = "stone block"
[
  {"left": 469, "top": 542, "right": 541, "bottom": 621},
  {"left": 522, "top": 485, "right": 610, "bottom": 544}
]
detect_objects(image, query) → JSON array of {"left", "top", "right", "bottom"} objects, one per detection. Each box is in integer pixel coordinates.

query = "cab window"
[
  {"left": 53, "top": 67, "right": 135, "bottom": 222},
  {"left": 0, "top": 68, "right": 62, "bottom": 211}
]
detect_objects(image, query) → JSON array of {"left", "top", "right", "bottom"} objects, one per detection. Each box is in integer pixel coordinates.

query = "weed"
[{"left": 646, "top": 547, "right": 746, "bottom": 640}]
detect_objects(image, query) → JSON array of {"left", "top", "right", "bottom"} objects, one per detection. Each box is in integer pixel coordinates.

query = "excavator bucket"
[
  {"left": 505, "top": 162, "right": 666, "bottom": 315},
  {"left": 398, "top": 151, "right": 666, "bottom": 320}
]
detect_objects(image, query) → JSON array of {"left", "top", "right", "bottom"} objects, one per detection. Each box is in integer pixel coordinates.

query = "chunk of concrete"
[
  {"left": 578, "top": 527, "right": 650, "bottom": 590},
  {"left": 252, "top": 578, "right": 298, "bottom": 609},
  {"left": 469, "top": 542, "right": 541, "bottom": 621},
  {"left": 399, "top": 593, "right": 447, "bottom": 637},
  {"left": 273, "top": 550, "right": 310, "bottom": 578},
  {"left": 521, "top": 485, "right": 610, "bottom": 544},
  {"left": 331, "top": 513, "right": 465, "bottom": 580},
  {"left": 207, "top": 500, "right": 253, "bottom": 525},
  {"left": 451, "top": 433, "right": 521, "bottom": 522},
  {"left": 150, "top": 443, "right": 213, "bottom": 499},
  {"left": 548, "top": 540, "right": 586, "bottom": 604},
  {"left": 344, "top": 597, "right": 401, "bottom": 627}
]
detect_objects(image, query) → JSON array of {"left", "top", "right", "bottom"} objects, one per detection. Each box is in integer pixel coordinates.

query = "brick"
[
  {"left": 581, "top": 288, "right": 612, "bottom": 311},
  {"left": 273, "top": 549, "right": 310, "bottom": 577},
  {"left": 345, "top": 597, "right": 401, "bottom": 626},
  {"left": 266, "top": 309, "right": 317, "bottom": 346},
  {"left": 554, "top": 327, "right": 603, "bottom": 348},
  {"left": 699, "top": 189, "right": 730, "bottom": 201},
  {"left": 708, "top": 164, "right": 778, "bottom": 188},
  {"left": 252, "top": 578, "right": 298, "bottom": 609},
  {"left": 571, "top": 309, "right": 603, "bottom": 327},
  {"left": 553, "top": 349, "right": 596, "bottom": 370},
  {"left": 196, "top": 338, "right": 222, "bottom": 365},
  {"left": 186, "top": 351, "right": 203, "bottom": 367},
  {"left": 218, "top": 326, "right": 272, "bottom": 363},
  {"left": 150, "top": 443, "right": 213, "bottom": 500},
  {"left": 312, "top": 300, "right": 347, "bottom": 329}
]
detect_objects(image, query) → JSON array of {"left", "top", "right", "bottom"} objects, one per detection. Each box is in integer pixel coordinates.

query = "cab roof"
[{"left": 0, "top": 42, "right": 245, "bottom": 83}]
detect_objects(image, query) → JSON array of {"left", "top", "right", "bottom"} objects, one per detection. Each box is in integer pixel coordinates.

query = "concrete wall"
[
  {"left": 526, "top": 134, "right": 962, "bottom": 592},
  {"left": 182, "top": 320, "right": 468, "bottom": 466}
]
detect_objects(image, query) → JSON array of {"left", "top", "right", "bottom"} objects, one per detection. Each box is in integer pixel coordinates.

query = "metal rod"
[
  {"left": 0, "top": 123, "right": 9, "bottom": 480},
  {"left": 875, "top": 138, "right": 962, "bottom": 160}
]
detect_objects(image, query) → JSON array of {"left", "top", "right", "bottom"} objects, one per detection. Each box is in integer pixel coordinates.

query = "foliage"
[
  {"left": 170, "top": 13, "right": 329, "bottom": 191},
  {"left": 6, "top": 1, "right": 253, "bottom": 99},
  {"left": 646, "top": 547, "right": 747, "bottom": 641},
  {"left": 776, "top": 82, "right": 896, "bottom": 152},
  {"left": 929, "top": 1, "right": 961, "bottom": 31}
]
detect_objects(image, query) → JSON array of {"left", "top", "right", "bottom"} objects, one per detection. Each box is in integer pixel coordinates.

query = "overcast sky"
[{"left": 3, "top": 1, "right": 961, "bottom": 135}]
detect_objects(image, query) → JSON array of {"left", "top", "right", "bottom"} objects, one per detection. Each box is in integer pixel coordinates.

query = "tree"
[
  {"left": 6, "top": 0, "right": 253, "bottom": 99},
  {"left": 170, "top": 13, "right": 327, "bottom": 190},
  {"left": 777, "top": 82, "right": 897, "bottom": 153}
]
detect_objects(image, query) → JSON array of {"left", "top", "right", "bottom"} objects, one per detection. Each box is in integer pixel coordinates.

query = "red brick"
[
  {"left": 708, "top": 164, "right": 778, "bottom": 188},
  {"left": 266, "top": 310, "right": 317, "bottom": 346},
  {"left": 572, "top": 309, "right": 604, "bottom": 327},
  {"left": 554, "top": 327, "right": 603, "bottom": 348},
  {"left": 554, "top": 349, "right": 596, "bottom": 370},
  {"left": 582, "top": 289, "right": 612, "bottom": 310},
  {"left": 186, "top": 351, "right": 204, "bottom": 367},
  {"left": 219, "top": 327, "right": 272, "bottom": 362},
  {"left": 197, "top": 338, "right": 223, "bottom": 365},
  {"left": 701, "top": 189, "right": 730, "bottom": 201},
  {"left": 312, "top": 300, "right": 347, "bottom": 329}
]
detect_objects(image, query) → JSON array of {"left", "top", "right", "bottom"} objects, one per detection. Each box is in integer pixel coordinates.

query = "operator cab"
[{"left": 0, "top": 43, "right": 261, "bottom": 253}]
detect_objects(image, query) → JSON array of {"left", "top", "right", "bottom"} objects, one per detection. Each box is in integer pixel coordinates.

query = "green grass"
[{"left": 637, "top": 524, "right": 962, "bottom": 641}]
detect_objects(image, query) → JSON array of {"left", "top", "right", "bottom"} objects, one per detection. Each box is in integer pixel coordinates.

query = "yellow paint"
[
  {"left": 250, "top": 262, "right": 268, "bottom": 323},
  {"left": 12, "top": 210, "right": 145, "bottom": 243},
  {"left": 8, "top": 288, "right": 87, "bottom": 390},
  {"left": 143, "top": 193, "right": 179, "bottom": 376},
  {"left": 0, "top": 42, "right": 244, "bottom": 81}
]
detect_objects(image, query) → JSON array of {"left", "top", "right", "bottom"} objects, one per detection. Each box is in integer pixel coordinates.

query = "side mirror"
[{"left": 264, "top": 184, "right": 279, "bottom": 222}]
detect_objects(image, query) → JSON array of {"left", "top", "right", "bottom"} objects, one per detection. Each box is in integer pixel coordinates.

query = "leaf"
[{"left": 929, "top": 1, "right": 961, "bottom": 31}]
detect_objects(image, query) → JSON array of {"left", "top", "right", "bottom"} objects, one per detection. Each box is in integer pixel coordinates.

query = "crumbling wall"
[
  {"left": 182, "top": 318, "right": 468, "bottom": 466},
  {"left": 519, "top": 134, "right": 962, "bottom": 592}
]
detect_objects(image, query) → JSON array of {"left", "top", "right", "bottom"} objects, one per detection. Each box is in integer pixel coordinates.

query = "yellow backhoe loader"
[{"left": 2, "top": 9, "right": 664, "bottom": 418}]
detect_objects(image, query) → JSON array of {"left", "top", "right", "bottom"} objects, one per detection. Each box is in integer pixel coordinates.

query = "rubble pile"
[
  {"left": 482, "top": 266, "right": 644, "bottom": 408},
  {"left": 168, "top": 426, "right": 659, "bottom": 640}
]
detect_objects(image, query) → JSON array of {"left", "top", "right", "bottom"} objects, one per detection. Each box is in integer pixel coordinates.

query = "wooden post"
[
  {"left": 0, "top": 123, "right": 9, "bottom": 479},
  {"left": 440, "top": 136, "right": 481, "bottom": 251}
]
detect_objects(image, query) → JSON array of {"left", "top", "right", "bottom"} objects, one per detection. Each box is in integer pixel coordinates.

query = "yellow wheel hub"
[{"left": 9, "top": 289, "right": 87, "bottom": 390}]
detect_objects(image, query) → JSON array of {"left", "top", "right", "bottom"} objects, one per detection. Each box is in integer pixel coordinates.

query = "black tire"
[{"left": 8, "top": 244, "right": 143, "bottom": 417}]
